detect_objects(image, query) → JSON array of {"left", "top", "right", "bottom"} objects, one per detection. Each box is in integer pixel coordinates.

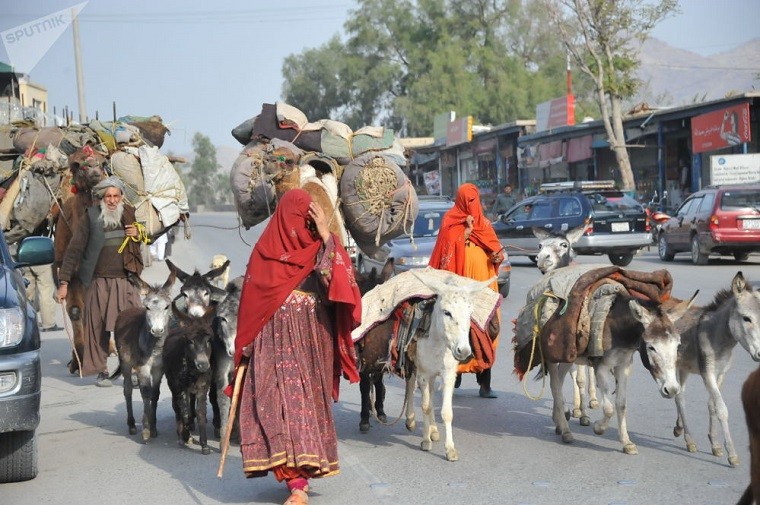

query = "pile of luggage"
[
  {"left": 0, "top": 115, "right": 189, "bottom": 243},
  {"left": 230, "top": 102, "right": 418, "bottom": 257}
]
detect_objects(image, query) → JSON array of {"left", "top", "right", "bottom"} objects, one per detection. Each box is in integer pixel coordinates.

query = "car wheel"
[
  {"left": 499, "top": 279, "right": 510, "bottom": 298},
  {"left": 734, "top": 252, "right": 749, "bottom": 262},
  {"left": 608, "top": 252, "right": 634, "bottom": 266},
  {"left": 658, "top": 234, "right": 674, "bottom": 262},
  {"left": 0, "top": 430, "right": 38, "bottom": 483},
  {"left": 690, "top": 236, "right": 709, "bottom": 265},
  {"left": 528, "top": 256, "right": 537, "bottom": 264}
]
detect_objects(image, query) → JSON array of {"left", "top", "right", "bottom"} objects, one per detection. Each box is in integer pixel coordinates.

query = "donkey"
[
  {"left": 403, "top": 271, "right": 497, "bottom": 462},
  {"left": 210, "top": 275, "right": 243, "bottom": 440},
  {"left": 111, "top": 270, "right": 176, "bottom": 441},
  {"left": 534, "top": 225, "right": 599, "bottom": 424},
  {"left": 53, "top": 146, "right": 108, "bottom": 375},
  {"left": 165, "top": 258, "right": 229, "bottom": 317},
  {"left": 354, "top": 259, "right": 396, "bottom": 433},
  {"left": 546, "top": 295, "right": 690, "bottom": 454},
  {"left": 163, "top": 303, "right": 216, "bottom": 455},
  {"left": 165, "top": 258, "right": 230, "bottom": 434},
  {"left": 670, "top": 271, "right": 760, "bottom": 467}
]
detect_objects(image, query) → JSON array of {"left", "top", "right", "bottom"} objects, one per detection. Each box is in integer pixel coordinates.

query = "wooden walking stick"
[{"left": 217, "top": 356, "right": 249, "bottom": 478}]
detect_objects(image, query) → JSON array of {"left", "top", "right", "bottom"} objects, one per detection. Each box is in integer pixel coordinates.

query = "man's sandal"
[{"left": 283, "top": 489, "right": 308, "bottom": 505}]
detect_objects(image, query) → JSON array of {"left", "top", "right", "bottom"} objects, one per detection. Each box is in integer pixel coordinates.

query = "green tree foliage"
[
  {"left": 281, "top": 0, "right": 593, "bottom": 135},
  {"left": 187, "top": 132, "right": 219, "bottom": 208}
]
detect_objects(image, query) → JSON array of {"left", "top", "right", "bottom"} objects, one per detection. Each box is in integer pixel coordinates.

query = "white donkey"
[
  {"left": 534, "top": 226, "right": 600, "bottom": 424},
  {"left": 404, "top": 271, "right": 496, "bottom": 462}
]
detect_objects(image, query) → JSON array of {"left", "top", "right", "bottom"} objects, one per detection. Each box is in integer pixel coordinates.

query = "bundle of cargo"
[
  {"left": 339, "top": 153, "right": 418, "bottom": 257},
  {"left": 229, "top": 101, "right": 418, "bottom": 252},
  {"left": 0, "top": 144, "right": 70, "bottom": 244},
  {"left": 110, "top": 144, "right": 189, "bottom": 235}
]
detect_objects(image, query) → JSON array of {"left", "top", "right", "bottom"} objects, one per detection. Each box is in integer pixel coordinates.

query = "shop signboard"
[
  {"left": 423, "top": 169, "right": 441, "bottom": 195},
  {"left": 692, "top": 103, "right": 751, "bottom": 153},
  {"left": 535, "top": 95, "right": 575, "bottom": 132},
  {"left": 710, "top": 153, "right": 760, "bottom": 185},
  {"left": 446, "top": 116, "right": 472, "bottom": 146}
]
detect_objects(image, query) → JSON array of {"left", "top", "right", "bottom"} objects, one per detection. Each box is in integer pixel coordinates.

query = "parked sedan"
[
  {"left": 0, "top": 234, "right": 55, "bottom": 483},
  {"left": 493, "top": 181, "right": 651, "bottom": 266},
  {"left": 658, "top": 184, "right": 760, "bottom": 264},
  {"left": 356, "top": 197, "right": 512, "bottom": 297}
]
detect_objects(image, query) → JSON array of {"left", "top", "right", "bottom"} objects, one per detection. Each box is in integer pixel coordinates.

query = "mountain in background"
[
  {"left": 198, "top": 37, "right": 760, "bottom": 167},
  {"left": 635, "top": 36, "right": 760, "bottom": 106}
]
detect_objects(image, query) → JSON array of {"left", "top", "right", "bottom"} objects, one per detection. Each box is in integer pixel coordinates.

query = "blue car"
[{"left": 0, "top": 233, "right": 55, "bottom": 483}]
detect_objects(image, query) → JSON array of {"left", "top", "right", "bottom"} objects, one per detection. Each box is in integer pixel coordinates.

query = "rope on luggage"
[{"left": 521, "top": 291, "right": 559, "bottom": 401}]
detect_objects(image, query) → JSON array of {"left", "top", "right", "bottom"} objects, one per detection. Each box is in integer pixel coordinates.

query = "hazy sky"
[{"left": 1, "top": 0, "right": 758, "bottom": 156}]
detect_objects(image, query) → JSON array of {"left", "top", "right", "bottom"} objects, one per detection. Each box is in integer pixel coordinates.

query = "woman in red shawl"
[
  {"left": 234, "top": 189, "right": 361, "bottom": 505},
  {"left": 428, "top": 183, "right": 504, "bottom": 398}
]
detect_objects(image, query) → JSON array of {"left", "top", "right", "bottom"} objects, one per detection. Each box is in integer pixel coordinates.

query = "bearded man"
[{"left": 56, "top": 176, "right": 144, "bottom": 387}]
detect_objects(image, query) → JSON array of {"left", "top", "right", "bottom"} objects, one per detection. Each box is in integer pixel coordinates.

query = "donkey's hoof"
[
  {"left": 420, "top": 440, "right": 432, "bottom": 452},
  {"left": 728, "top": 455, "right": 740, "bottom": 467},
  {"left": 579, "top": 415, "right": 590, "bottom": 427},
  {"left": 589, "top": 399, "right": 599, "bottom": 409},
  {"left": 359, "top": 421, "right": 370, "bottom": 433},
  {"left": 151, "top": 429, "right": 158, "bottom": 438},
  {"left": 141, "top": 429, "right": 151, "bottom": 442},
  {"left": 686, "top": 442, "right": 697, "bottom": 453},
  {"left": 673, "top": 426, "right": 683, "bottom": 438},
  {"left": 712, "top": 446, "right": 724, "bottom": 457},
  {"left": 572, "top": 408, "right": 582, "bottom": 418},
  {"left": 593, "top": 423, "right": 606, "bottom": 436},
  {"left": 623, "top": 443, "right": 638, "bottom": 455},
  {"left": 214, "top": 427, "right": 221, "bottom": 439},
  {"left": 446, "top": 448, "right": 459, "bottom": 461},
  {"left": 564, "top": 410, "right": 571, "bottom": 421},
  {"left": 377, "top": 413, "right": 387, "bottom": 423},
  {"left": 201, "top": 446, "right": 211, "bottom": 455},
  {"left": 430, "top": 429, "right": 440, "bottom": 442},
  {"left": 128, "top": 426, "right": 137, "bottom": 435},
  {"left": 561, "top": 432, "right": 574, "bottom": 444},
  {"left": 406, "top": 420, "right": 416, "bottom": 432}
]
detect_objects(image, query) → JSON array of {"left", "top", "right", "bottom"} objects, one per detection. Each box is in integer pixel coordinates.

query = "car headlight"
[
  {"left": 396, "top": 256, "right": 430, "bottom": 266},
  {"left": 0, "top": 307, "right": 26, "bottom": 348}
]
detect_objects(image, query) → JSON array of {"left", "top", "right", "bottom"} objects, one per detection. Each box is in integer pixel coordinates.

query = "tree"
[
  {"left": 544, "top": 0, "right": 678, "bottom": 191},
  {"left": 187, "top": 132, "right": 219, "bottom": 209},
  {"left": 281, "top": 0, "right": 590, "bottom": 135}
]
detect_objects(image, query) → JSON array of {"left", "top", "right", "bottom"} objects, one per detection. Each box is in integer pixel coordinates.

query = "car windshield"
[
  {"left": 587, "top": 193, "right": 642, "bottom": 213},
  {"left": 720, "top": 190, "right": 760, "bottom": 210},
  {"left": 412, "top": 208, "right": 448, "bottom": 237}
]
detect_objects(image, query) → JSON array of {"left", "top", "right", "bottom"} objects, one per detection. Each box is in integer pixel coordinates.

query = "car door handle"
[
  {"left": 516, "top": 225, "right": 524, "bottom": 230},
  {"left": 544, "top": 224, "right": 553, "bottom": 228}
]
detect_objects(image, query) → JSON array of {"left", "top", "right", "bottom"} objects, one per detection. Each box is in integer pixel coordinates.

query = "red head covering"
[
  {"left": 428, "top": 183, "right": 502, "bottom": 275},
  {"left": 233, "top": 189, "right": 361, "bottom": 397},
  {"left": 234, "top": 189, "right": 322, "bottom": 366}
]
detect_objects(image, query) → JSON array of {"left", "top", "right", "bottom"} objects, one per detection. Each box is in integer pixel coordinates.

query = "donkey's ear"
[
  {"left": 565, "top": 225, "right": 586, "bottom": 245},
  {"left": 165, "top": 259, "right": 190, "bottom": 283},
  {"left": 380, "top": 258, "right": 396, "bottom": 282},
  {"left": 732, "top": 271, "right": 748, "bottom": 294},
  {"left": 162, "top": 268, "right": 177, "bottom": 291},
  {"left": 532, "top": 227, "right": 551, "bottom": 240},
  {"left": 466, "top": 276, "right": 497, "bottom": 294},
  {"left": 663, "top": 291, "right": 698, "bottom": 321},
  {"left": 629, "top": 299, "right": 654, "bottom": 326}
]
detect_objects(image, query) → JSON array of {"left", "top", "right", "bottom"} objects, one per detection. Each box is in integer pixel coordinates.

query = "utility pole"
[{"left": 72, "top": 6, "right": 87, "bottom": 123}]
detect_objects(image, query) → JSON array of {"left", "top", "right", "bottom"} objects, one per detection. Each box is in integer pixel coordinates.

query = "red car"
[{"left": 658, "top": 184, "right": 760, "bottom": 264}]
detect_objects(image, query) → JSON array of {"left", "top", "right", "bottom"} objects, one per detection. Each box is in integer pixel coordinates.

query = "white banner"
[
  {"left": 2, "top": 2, "right": 88, "bottom": 74},
  {"left": 710, "top": 154, "right": 760, "bottom": 185}
]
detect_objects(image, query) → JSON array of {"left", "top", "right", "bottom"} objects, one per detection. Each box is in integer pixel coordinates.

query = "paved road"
[{"left": 3, "top": 213, "right": 757, "bottom": 505}]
